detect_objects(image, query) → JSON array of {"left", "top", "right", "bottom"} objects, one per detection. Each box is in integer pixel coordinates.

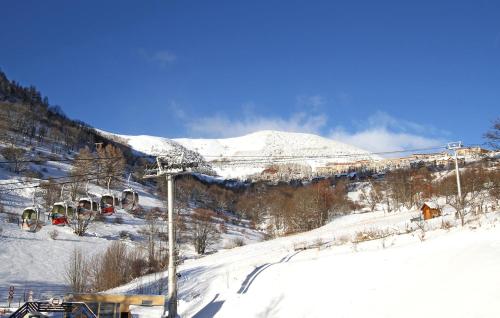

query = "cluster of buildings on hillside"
[
  {"left": 256, "top": 147, "right": 497, "bottom": 181},
  {"left": 315, "top": 147, "right": 495, "bottom": 176}
]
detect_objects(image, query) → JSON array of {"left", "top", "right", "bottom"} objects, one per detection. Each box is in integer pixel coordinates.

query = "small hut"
[{"left": 421, "top": 202, "right": 441, "bottom": 220}]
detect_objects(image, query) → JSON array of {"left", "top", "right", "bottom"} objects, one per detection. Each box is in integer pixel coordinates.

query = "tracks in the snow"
[{"left": 237, "top": 250, "right": 302, "bottom": 294}]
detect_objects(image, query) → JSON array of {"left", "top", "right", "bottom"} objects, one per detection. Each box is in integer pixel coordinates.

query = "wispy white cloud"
[
  {"left": 330, "top": 112, "right": 446, "bottom": 154},
  {"left": 169, "top": 99, "right": 447, "bottom": 152},
  {"left": 184, "top": 112, "right": 328, "bottom": 138},
  {"left": 167, "top": 100, "right": 186, "bottom": 119},
  {"left": 330, "top": 127, "right": 444, "bottom": 153},
  {"left": 139, "top": 49, "right": 176, "bottom": 66},
  {"left": 169, "top": 97, "right": 329, "bottom": 138},
  {"left": 296, "top": 95, "right": 326, "bottom": 111}
]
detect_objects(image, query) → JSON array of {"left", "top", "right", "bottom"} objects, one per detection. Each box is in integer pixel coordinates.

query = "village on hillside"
[{"left": 257, "top": 146, "right": 497, "bottom": 181}]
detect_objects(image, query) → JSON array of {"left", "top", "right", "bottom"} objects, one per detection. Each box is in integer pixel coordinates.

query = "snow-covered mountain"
[
  {"left": 99, "top": 130, "right": 380, "bottom": 179},
  {"left": 96, "top": 130, "right": 188, "bottom": 157},
  {"left": 174, "top": 129, "right": 378, "bottom": 162}
]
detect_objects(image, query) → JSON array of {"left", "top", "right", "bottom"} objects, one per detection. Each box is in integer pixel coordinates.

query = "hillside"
[
  {"left": 0, "top": 70, "right": 139, "bottom": 165},
  {"left": 0, "top": 149, "right": 263, "bottom": 306}
]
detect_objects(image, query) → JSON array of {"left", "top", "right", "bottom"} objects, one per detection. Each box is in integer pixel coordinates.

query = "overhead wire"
[
  {"left": 0, "top": 172, "right": 122, "bottom": 187},
  {"left": 0, "top": 156, "right": 123, "bottom": 165},
  {"left": 205, "top": 146, "right": 450, "bottom": 167},
  {"left": 1, "top": 142, "right": 491, "bottom": 190},
  {"left": 0, "top": 174, "right": 123, "bottom": 192},
  {"left": 201, "top": 145, "right": 448, "bottom": 159},
  {"left": 0, "top": 155, "right": 125, "bottom": 191}
]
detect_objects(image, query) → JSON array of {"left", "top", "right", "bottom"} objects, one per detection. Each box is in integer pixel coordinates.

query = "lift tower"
[{"left": 144, "top": 154, "right": 199, "bottom": 318}]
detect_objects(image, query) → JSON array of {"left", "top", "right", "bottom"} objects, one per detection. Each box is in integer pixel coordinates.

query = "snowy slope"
[
  {"left": 95, "top": 131, "right": 184, "bottom": 157},
  {"left": 0, "top": 158, "right": 166, "bottom": 306},
  {"left": 111, "top": 210, "right": 500, "bottom": 318},
  {"left": 174, "top": 130, "right": 375, "bottom": 160},
  {"left": 98, "top": 130, "right": 380, "bottom": 179}
]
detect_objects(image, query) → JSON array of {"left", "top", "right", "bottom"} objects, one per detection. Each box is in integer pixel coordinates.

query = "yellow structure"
[{"left": 67, "top": 293, "right": 165, "bottom": 318}]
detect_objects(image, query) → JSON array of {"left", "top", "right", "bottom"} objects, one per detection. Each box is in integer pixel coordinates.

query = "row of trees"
[
  {"left": 360, "top": 167, "right": 435, "bottom": 213},
  {"left": 256, "top": 180, "right": 356, "bottom": 236},
  {"left": 65, "top": 208, "right": 220, "bottom": 292},
  {"left": 359, "top": 160, "right": 500, "bottom": 224},
  {"left": 168, "top": 174, "right": 357, "bottom": 238}
]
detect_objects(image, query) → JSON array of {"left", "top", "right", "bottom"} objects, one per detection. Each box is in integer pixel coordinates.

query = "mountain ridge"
[{"left": 98, "top": 129, "right": 381, "bottom": 179}]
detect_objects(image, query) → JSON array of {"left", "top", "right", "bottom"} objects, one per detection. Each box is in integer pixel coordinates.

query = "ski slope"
[{"left": 110, "top": 208, "right": 500, "bottom": 318}]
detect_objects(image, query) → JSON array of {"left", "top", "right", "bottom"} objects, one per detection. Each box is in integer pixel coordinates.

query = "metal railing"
[{"left": 9, "top": 301, "right": 96, "bottom": 318}]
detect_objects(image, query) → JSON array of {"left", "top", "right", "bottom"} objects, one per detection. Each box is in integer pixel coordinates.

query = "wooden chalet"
[{"left": 421, "top": 202, "right": 441, "bottom": 220}]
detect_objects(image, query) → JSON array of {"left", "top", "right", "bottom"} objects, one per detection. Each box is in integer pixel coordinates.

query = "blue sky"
[{"left": 1, "top": 0, "right": 499, "bottom": 152}]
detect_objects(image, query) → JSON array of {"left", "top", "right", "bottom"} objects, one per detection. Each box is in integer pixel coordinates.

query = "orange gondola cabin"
[{"left": 421, "top": 202, "right": 441, "bottom": 220}]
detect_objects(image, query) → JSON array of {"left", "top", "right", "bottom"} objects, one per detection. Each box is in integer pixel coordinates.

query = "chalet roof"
[{"left": 422, "top": 202, "right": 439, "bottom": 210}]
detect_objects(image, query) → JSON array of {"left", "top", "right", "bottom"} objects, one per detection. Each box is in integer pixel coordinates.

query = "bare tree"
[
  {"left": 359, "top": 180, "right": 384, "bottom": 212},
  {"left": 69, "top": 147, "right": 95, "bottom": 200},
  {"left": 190, "top": 208, "right": 220, "bottom": 254},
  {"left": 65, "top": 248, "right": 89, "bottom": 293},
  {"left": 99, "top": 241, "right": 129, "bottom": 290},
  {"left": 447, "top": 167, "right": 490, "bottom": 226},
  {"left": 140, "top": 215, "right": 163, "bottom": 271},
  {"left": 69, "top": 213, "right": 93, "bottom": 236},
  {"left": 484, "top": 118, "right": 500, "bottom": 149},
  {"left": 87, "top": 253, "right": 103, "bottom": 292},
  {"left": 40, "top": 178, "right": 62, "bottom": 209},
  {"left": 82, "top": 243, "right": 150, "bottom": 292},
  {"left": 0, "top": 146, "right": 27, "bottom": 173},
  {"left": 96, "top": 144, "right": 125, "bottom": 187},
  {"left": 489, "top": 169, "right": 500, "bottom": 206}
]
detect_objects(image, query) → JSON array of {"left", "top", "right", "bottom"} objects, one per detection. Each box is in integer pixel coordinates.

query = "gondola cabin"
[
  {"left": 21, "top": 206, "right": 44, "bottom": 232},
  {"left": 100, "top": 194, "right": 117, "bottom": 215},
  {"left": 50, "top": 201, "right": 75, "bottom": 226},
  {"left": 421, "top": 202, "right": 441, "bottom": 220},
  {"left": 121, "top": 189, "right": 139, "bottom": 211},
  {"left": 77, "top": 197, "right": 99, "bottom": 217}
]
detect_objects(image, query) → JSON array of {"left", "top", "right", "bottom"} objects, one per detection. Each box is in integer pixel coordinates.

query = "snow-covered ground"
[
  {"left": 0, "top": 166, "right": 160, "bottom": 304},
  {"left": 108, "top": 206, "right": 500, "bottom": 318},
  {"left": 3, "top": 159, "right": 500, "bottom": 318},
  {"left": 2, "top": 140, "right": 499, "bottom": 318},
  {"left": 0, "top": 195, "right": 262, "bottom": 308}
]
